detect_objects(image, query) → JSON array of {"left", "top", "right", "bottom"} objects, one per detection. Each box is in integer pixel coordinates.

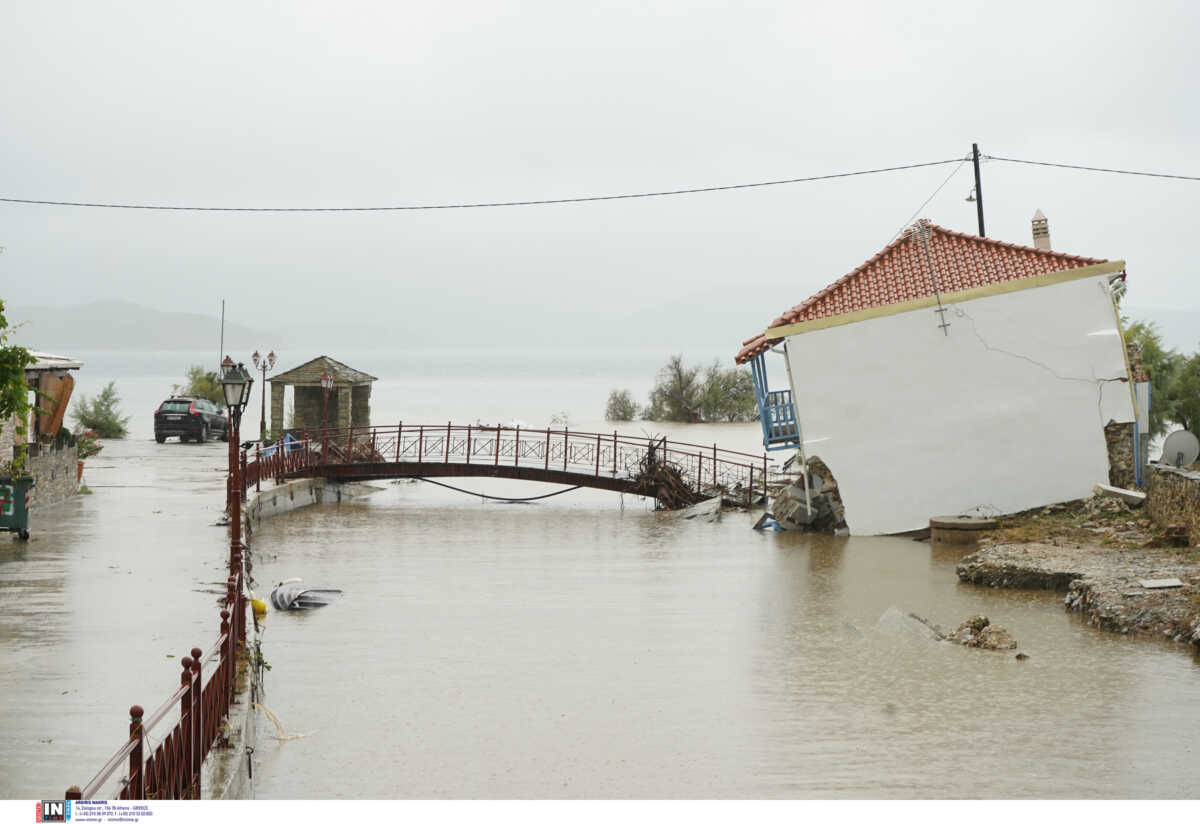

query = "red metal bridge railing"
[
  {"left": 66, "top": 570, "right": 246, "bottom": 800},
  {"left": 244, "top": 422, "right": 770, "bottom": 506}
]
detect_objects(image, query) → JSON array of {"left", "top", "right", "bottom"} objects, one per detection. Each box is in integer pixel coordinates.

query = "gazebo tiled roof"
[
  {"left": 735, "top": 221, "right": 1111, "bottom": 364},
  {"left": 269, "top": 355, "right": 377, "bottom": 386}
]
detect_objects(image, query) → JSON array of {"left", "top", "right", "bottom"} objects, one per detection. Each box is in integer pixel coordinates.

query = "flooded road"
[
  {"left": 249, "top": 481, "right": 1200, "bottom": 799},
  {"left": 4, "top": 347, "right": 1200, "bottom": 799}
]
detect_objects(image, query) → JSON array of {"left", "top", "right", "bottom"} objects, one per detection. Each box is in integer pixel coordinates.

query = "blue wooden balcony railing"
[{"left": 748, "top": 353, "right": 800, "bottom": 451}]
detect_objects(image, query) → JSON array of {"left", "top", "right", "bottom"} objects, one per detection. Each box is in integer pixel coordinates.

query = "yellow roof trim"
[{"left": 764, "top": 260, "right": 1126, "bottom": 340}]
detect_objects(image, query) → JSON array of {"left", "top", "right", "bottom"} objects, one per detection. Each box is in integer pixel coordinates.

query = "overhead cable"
[
  {"left": 984, "top": 155, "right": 1200, "bottom": 181},
  {"left": 0, "top": 158, "right": 964, "bottom": 212},
  {"left": 885, "top": 158, "right": 969, "bottom": 246}
]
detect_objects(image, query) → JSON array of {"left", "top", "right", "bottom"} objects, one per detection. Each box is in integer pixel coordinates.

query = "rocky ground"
[{"left": 955, "top": 494, "right": 1200, "bottom": 649}]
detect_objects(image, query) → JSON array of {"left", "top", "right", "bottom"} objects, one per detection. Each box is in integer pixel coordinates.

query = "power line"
[
  {"left": 985, "top": 155, "right": 1200, "bottom": 181},
  {"left": 0, "top": 158, "right": 964, "bottom": 212},
  {"left": 886, "top": 158, "right": 969, "bottom": 246}
]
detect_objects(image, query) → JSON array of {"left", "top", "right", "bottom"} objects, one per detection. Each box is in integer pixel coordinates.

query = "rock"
[
  {"left": 1015, "top": 652, "right": 1029, "bottom": 660},
  {"left": 977, "top": 625, "right": 1018, "bottom": 650},
  {"left": 947, "top": 614, "right": 990, "bottom": 642}
]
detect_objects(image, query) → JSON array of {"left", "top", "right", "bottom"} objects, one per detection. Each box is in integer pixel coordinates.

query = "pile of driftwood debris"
[{"left": 631, "top": 449, "right": 701, "bottom": 510}]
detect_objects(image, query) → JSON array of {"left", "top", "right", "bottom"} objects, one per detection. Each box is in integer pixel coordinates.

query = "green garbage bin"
[{"left": 0, "top": 476, "right": 34, "bottom": 540}]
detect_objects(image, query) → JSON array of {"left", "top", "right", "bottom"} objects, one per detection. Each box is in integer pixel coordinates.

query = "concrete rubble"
[{"left": 956, "top": 541, "right": 1200, "bottom": 648}]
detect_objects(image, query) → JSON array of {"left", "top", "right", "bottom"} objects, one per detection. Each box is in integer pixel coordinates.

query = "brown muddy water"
[
  {"left": 3, "top": 406, "right": 1200, "bottom": 799},
  {"left": 247, "top": 479, "right": 1200, "bottom": 799}
]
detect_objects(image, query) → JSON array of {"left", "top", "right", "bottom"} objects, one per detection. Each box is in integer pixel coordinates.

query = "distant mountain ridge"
[{"left": 6, "top": 301, "right": 262, "bottom": 352}]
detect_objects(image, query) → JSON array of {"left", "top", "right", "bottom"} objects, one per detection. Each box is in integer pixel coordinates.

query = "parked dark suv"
[{"left": 154, "top": 397, "right": 229, "bottom": 443}]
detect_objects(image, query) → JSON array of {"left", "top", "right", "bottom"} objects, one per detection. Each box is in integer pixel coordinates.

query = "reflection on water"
[{"left": 249, "top": 484, "right": 1200, "bottom": 799}]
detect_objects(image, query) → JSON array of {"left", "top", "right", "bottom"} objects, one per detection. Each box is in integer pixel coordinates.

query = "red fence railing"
[
  {"left": 66, "top": 570, "right": 246, "bottom": 800},
  {"left": 244, "top": 423, "right": 770, "bottom": 506}
]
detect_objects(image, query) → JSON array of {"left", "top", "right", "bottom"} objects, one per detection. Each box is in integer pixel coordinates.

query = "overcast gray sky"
[{"left": 2, "top": 1, "right": 1197, "bottom": 351}]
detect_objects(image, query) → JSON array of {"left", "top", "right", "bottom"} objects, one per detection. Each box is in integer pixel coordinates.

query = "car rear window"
[{"left": 161, "top": 401, "right": 192, "bottom": 413}]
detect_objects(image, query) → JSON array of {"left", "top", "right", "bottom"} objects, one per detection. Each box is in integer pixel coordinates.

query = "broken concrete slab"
[
  {"left": 1139, "top": 578, "right": 1185, "bottom": 589},
  {"left": 1093, "top": 483, "right": 1146, "bottom": 507}
]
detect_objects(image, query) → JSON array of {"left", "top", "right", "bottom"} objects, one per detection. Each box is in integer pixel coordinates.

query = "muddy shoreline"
[{"left": 957, "top": 541, "right": 1200, "bottom": 650}]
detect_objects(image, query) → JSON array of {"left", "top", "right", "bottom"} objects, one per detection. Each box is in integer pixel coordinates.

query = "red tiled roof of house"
[{"left": 734, "top": 221, "right": 1110, "bottom": 364}]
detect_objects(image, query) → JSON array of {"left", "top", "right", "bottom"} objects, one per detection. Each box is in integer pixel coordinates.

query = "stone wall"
[
  {"left": 1, "top": 414, "right": 16, "bottom": 465},
  {"left": 1105, "top": 421, "right": 1135, "bottom": 489},
  {"left": 294, "top": 385, "right": 325, "bottom": 431},
  {"left": 26, "top": 437, "right": 78, "bottom": 509},
  {"left": 1146, "top": 464, "right": 1200, "bottom": 545}
]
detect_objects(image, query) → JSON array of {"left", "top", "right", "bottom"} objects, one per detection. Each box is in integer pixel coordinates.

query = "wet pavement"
[{"left": 0, "top": 436, "right": 232, "bottom": 798}]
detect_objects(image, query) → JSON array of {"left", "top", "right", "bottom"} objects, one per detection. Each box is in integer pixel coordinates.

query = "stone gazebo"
[{"left": 269, "top": 356, "right": 377, "bottom": 438}]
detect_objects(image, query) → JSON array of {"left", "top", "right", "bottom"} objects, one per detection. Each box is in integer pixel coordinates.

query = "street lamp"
[
  {"left": 320, "top": 371, "right": 334, "bottom": 432},
  {"left": 221, "top": 359, "right": 253, "bottom": 544},
  {"left": 251, "top": 350, "right": 277, "bottom": 442},
  {"left": 220, "top": 360, "right": 253, "bottom": 648}
]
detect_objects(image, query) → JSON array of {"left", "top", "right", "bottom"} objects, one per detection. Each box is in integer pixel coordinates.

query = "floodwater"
[
  {"left": 245, "top": 483, "right": 1200, "bottom": 799},
  {"left": 2, "top": 346, "right": 1199, "bottom": 799}
]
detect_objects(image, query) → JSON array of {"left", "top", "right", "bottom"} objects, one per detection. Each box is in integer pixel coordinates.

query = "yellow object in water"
[{"left": 251, "top": 597, "right": 268, "bottom": 617}]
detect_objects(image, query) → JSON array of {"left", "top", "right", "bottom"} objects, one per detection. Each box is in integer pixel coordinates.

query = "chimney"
[{"left": 1031, "top": 209, "right": 1051, "bottom": 250}]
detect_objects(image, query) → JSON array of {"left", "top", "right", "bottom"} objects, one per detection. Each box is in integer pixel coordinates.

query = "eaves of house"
[{"left": 735, "top": 221, "right": 1123, "bottom": 364}]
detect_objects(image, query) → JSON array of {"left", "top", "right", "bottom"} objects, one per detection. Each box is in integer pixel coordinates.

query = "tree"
[
  {"left": 1169, "top": 353, "right": 1200, "bottom": 432},
  {"left": 698, "top": 360, "right": 758, "bottom": 422},
  {"left": 605, "top": 389, "right": 638, "bottom": 422},
  {"left": 71, "top": 381, "right": 129, "bottom": 438},
  {"left": 1123, "top": 320, "right": 1184, "bottom": 437},
  {"left": 645, "top": 355, "right": 703, "bottom": 422},
  {"left": 0, "top": 299, "right": 35, "bottom": 476},
  {"left": 640, "top": 355, "right": 760, "bottom": 423},
  {"left": 174, "top": 365, "right": 223, "bottom": 404}
]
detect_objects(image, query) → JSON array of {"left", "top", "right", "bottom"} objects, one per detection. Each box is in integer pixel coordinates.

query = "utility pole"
[{"left": 971, "top": 142, "right": 985, "bottom": 237}]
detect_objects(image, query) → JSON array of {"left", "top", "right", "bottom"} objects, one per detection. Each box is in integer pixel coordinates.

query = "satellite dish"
[{"left": 1161, "top": 429, "right": 1200, "bottom": 468}]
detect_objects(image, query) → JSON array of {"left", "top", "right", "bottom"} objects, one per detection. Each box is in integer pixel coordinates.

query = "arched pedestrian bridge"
[{"left": 242, "top": 423, "right": 770, "bottom": 509}]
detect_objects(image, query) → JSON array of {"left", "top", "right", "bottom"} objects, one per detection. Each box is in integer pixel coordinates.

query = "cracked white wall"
[{"left": 784, "top": 273, "right": 1135, "bottom": 535}]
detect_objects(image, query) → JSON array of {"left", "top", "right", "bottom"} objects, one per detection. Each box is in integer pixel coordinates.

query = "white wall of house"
[{"left": 785, "top": 273, "right": 1135, "bottom": 535}]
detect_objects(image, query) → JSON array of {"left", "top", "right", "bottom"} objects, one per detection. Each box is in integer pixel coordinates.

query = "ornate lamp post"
[
  {"left": 320, "top": 371, "right": 334, "bottom": 432},
  {"left": 251, "top": 350, "right": 276, "bottom": 442},
  {"left": 220, "top": 359, "right": 254, "bottom": 575}
]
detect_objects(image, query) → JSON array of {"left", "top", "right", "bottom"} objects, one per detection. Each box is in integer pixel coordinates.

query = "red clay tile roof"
[{"left": 734, "top": 221, "right": 1110, "bottom": 364}]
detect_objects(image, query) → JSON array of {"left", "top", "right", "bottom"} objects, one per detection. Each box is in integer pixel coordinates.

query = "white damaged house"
[{"left": 735, "top": 216, "right": 1141, "bottom": 536}]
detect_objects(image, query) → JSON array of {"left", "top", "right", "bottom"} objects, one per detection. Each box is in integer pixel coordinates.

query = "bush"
[
  {"left": 75, "top": 429, "right": 103, "bottom": 459},
  {"left": 174, "top": 365, "right": 224, "bottom": 404},
  {"left": 1, "top": 300, "right": 36, "bottom": 476},
  {"left": 71, "top": 381, "right": 129, "bottom": 438},
  {"left": 605, "top": 389, "right": 639, "bottom": 422}
]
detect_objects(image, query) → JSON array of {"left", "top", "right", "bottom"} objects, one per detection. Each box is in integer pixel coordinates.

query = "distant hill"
[{"left": 6, "top": 301, "right": 262, "bottom": 352}]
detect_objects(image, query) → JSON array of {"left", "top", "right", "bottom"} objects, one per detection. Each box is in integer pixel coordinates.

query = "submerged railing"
[{"left": 244, "top": 422, "right": 770, "bottom": 506}]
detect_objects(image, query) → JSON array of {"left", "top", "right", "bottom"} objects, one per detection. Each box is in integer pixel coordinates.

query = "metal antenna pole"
[
  {"left": 972, "top": 143, "right": 985, "bottom": 237},
  {"left": 911, "top": 221, "right": 951, "bottom": 335},
  {"left": 219, "top": 300, "right": 225, "bottom": 374}
]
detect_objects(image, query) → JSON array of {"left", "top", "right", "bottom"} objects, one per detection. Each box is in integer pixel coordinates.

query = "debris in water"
[
  {"left": 254, "top": 703, "right": 313, "bottom": 742},
  {"left": 270, "top": 578, "right": 344, "bottom": 610}
]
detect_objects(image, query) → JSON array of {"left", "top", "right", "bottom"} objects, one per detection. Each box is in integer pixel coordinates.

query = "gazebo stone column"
[
  {"left": 336, "top": 386, "right": 352, "bottom": 429},
  {"left": 351, "top": 385, "right": 371, "bottom": 427},
  {"left": 270, "top": 383, "right": 285, "bottom": 440}
]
